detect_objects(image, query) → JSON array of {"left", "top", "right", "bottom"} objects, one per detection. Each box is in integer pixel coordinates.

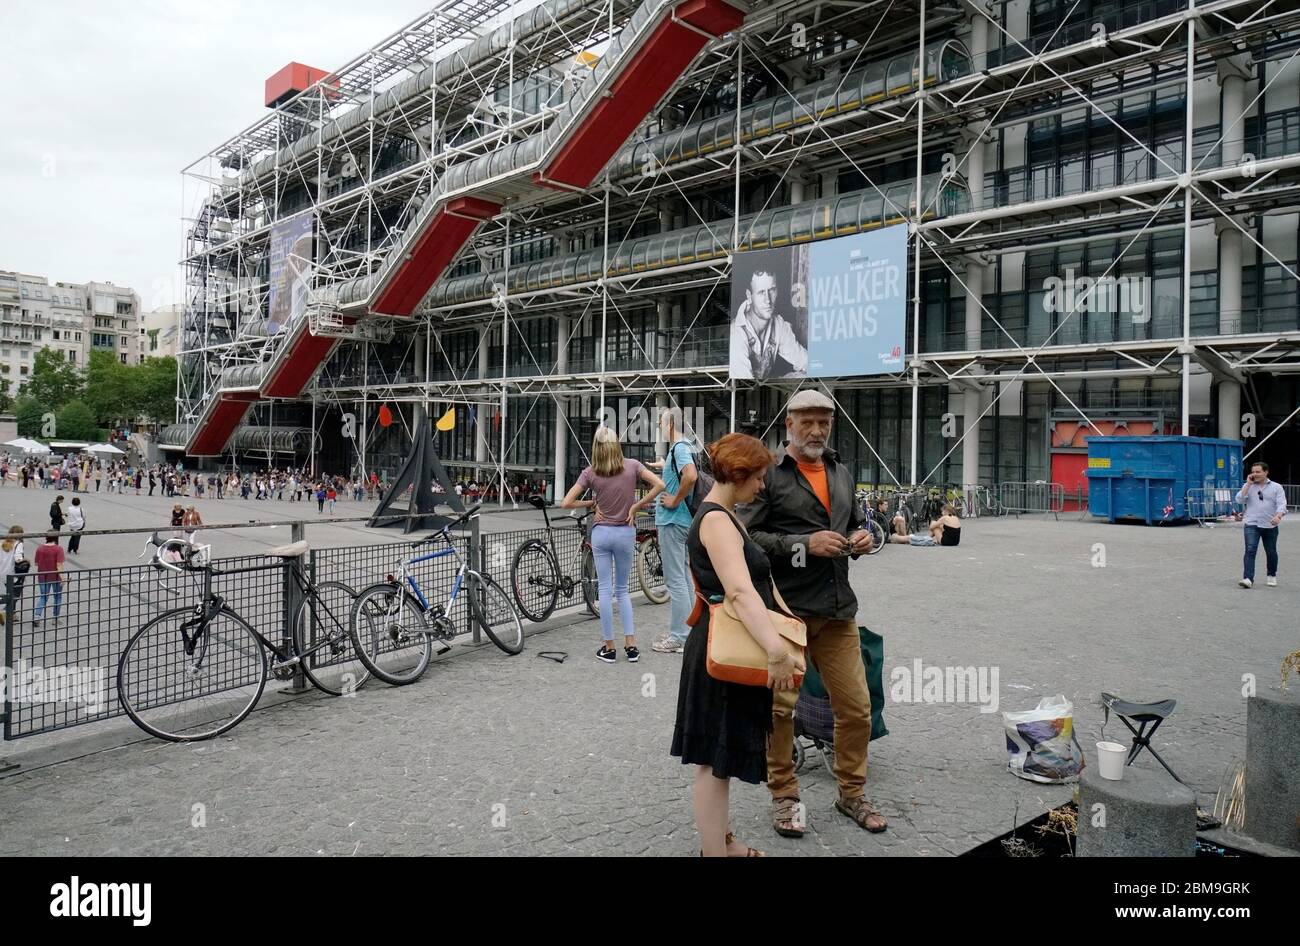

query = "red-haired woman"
[{"left": 670, "top": 432, "right": 804, "bottom": 856}]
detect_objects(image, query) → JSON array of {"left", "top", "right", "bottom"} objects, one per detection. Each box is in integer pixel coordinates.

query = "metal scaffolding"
[{"left": 180, "top": 0, "right": 1300, "bottom": 491}]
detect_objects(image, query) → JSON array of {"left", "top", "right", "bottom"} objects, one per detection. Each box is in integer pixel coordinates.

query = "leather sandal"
[
  {"left": 835, "top": 794, "right": 887, "bottom": 833},
  {"left": 699, "top": 831, "right": 766, "bottom": 857},
  {"left": 772, "top": 796, "right": 805, "bottom": 838}
]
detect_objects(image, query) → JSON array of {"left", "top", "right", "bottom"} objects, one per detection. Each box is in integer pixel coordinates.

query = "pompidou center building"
[{"left": 169, "top": 0, "right": 1300, "bottom": 496}]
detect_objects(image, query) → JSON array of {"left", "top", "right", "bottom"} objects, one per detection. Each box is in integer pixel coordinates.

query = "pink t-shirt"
[{"left": 578, "top": 459, "right": 646, "bottom": 526}]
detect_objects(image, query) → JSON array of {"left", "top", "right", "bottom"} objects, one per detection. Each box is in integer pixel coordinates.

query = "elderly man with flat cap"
[{"left": 738, "top": 388, "right": 886, "bottom": 837}]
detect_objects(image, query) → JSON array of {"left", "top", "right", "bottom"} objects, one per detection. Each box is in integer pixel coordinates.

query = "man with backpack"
[{"left": 650, "top": 407, "right": 706, "bottom": 655}]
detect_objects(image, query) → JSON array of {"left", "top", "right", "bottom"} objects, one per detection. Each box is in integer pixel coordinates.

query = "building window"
[
  {"left": 120, "top": 353, "right": 127, "bottom": 364},
  {"left": 19, "top": 366, "right": 28, "bottom": 375},
  {"left": 52, "top": 330, "right": 59, "bottom": 340},
  {"left": 66, "top": 350, "right": 76, "bottom": 363}
]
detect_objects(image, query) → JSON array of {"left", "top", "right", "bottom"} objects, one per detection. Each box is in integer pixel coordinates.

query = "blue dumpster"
[{"left": 1085, "top": 435, "right": 1244, "bottom": 524}]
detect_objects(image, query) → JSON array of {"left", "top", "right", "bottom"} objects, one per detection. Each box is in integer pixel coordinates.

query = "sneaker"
[
  {"left": 1266, "top": 576, "right": 1277, "bottom": 587},
  {"left": 596, "top": 644, "right": 616, "bottom": 664},
  {"left": 652, "top": 635, "right": 685, "bottom": 654},
  {"left": 625, "top": 646, "right": 640, "bottom": 663},
  {"left": 1238, "top": 578, "right": 1253, "bottom": 589}
]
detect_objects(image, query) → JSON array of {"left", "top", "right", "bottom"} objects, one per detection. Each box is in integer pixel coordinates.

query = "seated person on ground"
[{"left": 890, "top": 505, "right": 962, "bottom": 547}]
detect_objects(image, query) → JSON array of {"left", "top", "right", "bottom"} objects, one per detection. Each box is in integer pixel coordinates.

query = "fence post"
[
  {"left": 279, "top": 521, "right": 310, "bottom": 693},
  {"left": 470, "top": 516, "right": 482, "bottom": 645},
  {"left": 1, "top": 575, "right": 18, "bottom": 771}
]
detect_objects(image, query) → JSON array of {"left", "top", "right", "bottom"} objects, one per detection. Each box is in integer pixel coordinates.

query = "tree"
[
  {"left": 0, "top": 377, "right": 12, "bottom": 415},
  {"left": 84, "top": 350, "right": 138, "bottom": 427},
  {"left": 137, "top": 356, "right": 178, "bottom": 425},
  {"left": 55, "top": 400, "right": 98, "bottom": 441},
  {"left": 23, "top": 348, "right": 83, "bottom": 413},
  {"left": 14, "top": 396, "right": 46, "bottom": 437}
]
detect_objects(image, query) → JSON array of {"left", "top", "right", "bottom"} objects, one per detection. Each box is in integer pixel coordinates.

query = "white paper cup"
[{"left": 1096, "top": 741, "right": 1127, "bottom": 780}]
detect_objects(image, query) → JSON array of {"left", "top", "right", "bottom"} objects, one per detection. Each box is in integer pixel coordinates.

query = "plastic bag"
[{"left": 1002, "top": 694, "right": 1085, "bottom": 783}]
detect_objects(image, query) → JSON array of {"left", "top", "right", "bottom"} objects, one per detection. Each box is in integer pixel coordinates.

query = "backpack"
[{"left": 669, "top": 441, "right": 714, "bottom": 516}]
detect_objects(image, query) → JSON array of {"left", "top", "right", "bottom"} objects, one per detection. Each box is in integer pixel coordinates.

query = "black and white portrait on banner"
[{"left": 729, "top": 244, "right": 809, "bottom": 380}]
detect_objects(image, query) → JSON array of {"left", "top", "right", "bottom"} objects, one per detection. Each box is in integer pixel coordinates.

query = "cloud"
[{"left": 0, "top": 0, "right": 437, "bottom": 305}]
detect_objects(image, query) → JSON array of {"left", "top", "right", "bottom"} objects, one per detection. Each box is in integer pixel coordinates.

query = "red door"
[{"left": 1052, "top": 452, "right": 1089, "bottom": 511}]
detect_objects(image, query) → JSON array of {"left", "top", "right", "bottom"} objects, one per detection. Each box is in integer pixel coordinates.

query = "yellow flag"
[{"left": 436, "top": 407, "right": 456, "bottom": 431}]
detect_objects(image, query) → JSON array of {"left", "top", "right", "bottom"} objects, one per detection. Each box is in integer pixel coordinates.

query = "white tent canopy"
[
  {"left": 3, "top": 438, "right": 51, "bottom": 455},
  {"left": 87, "top": 443, "right": 126, "bottom": 455}
]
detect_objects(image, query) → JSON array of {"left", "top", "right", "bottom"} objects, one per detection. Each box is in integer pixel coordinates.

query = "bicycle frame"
[
  {"left": 394, "top": 535, "right": 471, "bottom": 617},
  {"left": 157, "top": 547, "right": 345, "bottom": 671}
]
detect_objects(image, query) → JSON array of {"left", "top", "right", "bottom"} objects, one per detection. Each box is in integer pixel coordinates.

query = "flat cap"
[{"left": 786, "top": 389, "right": 835, "bottom": 413}]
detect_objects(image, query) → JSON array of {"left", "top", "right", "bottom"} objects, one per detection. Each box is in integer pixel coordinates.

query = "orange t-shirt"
[{"left": 796, "top": 460, "right": 831, "bottom": 517}]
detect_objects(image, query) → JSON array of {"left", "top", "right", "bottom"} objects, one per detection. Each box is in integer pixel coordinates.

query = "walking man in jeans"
[
  {"left": 650, "top": 407, "right": 698, "bottom": 655},
  {"left": 33, "top": 532, "right": 66, "bottom": 627},
  {"left": 1237, "top": 460, "right": 1286, "bottom": 588},
  {"left": 740, "top": 389, "right": 886, "bottom": 836}
]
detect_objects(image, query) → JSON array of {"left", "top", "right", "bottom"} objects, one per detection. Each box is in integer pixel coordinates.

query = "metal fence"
[
  {"left": 3, "top": 549, "right": 286, "bottom": 739},
  {"left": 1186, "top": 487, "right": 1243, "bottom": 524},
  {"left": 997, "top": 482, "right": 1067, "bottom": 518},
  {"left": 0, "top": 512, "right": 621, "bottom": 742}
]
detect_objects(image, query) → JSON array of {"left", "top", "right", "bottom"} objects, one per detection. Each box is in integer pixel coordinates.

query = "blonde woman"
[
  {"left": 0, "top": 525, "right": 29, "bottom": 625},
  {"left": 562, "top": 426, "right": 665, "bottom": 663}
]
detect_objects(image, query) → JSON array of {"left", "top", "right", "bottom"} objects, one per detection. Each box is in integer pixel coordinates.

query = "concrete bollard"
[
  {"left": 1244, "top": 689, "right": 1300, "bottom": 852},
  {"left": 1077, "top": 764, "right": 1196, "bottom": 857}
]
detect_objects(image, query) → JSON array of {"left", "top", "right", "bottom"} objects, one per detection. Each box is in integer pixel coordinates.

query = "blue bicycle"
[{"left": 349, "top": 503, "right": 524, "bottom": 685}]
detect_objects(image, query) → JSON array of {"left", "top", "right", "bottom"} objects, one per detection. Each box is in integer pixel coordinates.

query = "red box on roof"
[{"left": 265, "top": 62, "right": 338, "bottom": 109}]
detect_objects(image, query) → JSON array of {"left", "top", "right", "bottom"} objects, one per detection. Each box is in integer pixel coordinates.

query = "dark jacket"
[
  {"left": 737, "top": 446, "right": 864, "bottom": 621},
  {"left": 50, "top": 502, "right": 64, "bottom": 528}
]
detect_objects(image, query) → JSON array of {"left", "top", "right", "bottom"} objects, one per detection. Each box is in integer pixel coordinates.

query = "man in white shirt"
[
  {"left": 730, "top": 270, "right": 808, "bottom": 379},
  {"left": 1236, "top": 460, "right": 1286, "bottom": 588}
]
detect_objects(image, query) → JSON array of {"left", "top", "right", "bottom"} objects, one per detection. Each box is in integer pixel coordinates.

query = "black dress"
[{"left": 670, "top": 501, "right": 775, "bottom": 784}]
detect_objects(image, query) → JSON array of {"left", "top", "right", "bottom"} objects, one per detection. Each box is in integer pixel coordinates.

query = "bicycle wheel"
[
  {"left": 467, "top": 572, "right": 525, "bottom": 655},
  {"left": 511, "top": 539, "right": 559, "bottom": 623},
  {"left": 349, "top": 583, "right": 431, "bottom": 685},
  {"left": 636, "top": 534, "right": 669, "bottom": 604},
  {"left": 117, "top": 606, "right": 267, "bottom": 742},
  {"left": 293, "top": 581, "right": 370, "bottom": 696},
  {"left": 580, "top": 546, "right": 599, "bottom": 615},
  {"left": 864, "top": 516, "right": 886, "bottom": 555}
]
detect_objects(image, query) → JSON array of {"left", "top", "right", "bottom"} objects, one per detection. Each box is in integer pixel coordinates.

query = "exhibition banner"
[{"left": 729, "top": 223, "right": 907, "bottom": 379}]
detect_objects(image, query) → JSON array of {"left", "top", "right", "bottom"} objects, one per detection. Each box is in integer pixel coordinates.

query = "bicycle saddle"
[
  {"left": 1101, "top": 692, "right": 1176, "bottom": 721},
  {"left": 528, "top": 495, "right": 548, "bottom": 510},
  {"left": 266, "top": 541, "right": 310, "bottom": 559}
]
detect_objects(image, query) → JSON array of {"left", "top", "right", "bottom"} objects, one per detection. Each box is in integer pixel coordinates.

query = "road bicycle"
[
  {"left": 116, "top": 533, "right": 363, "bottom": 742},
  {"left": 350, "top": 503, "right": 524, "bottom": 685},
  {"left": 510, "top": 496, "right": 598, "bottom": 622}
]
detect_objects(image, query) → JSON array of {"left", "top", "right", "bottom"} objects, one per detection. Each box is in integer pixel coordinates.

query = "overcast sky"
[{"left": 0, "top": 0, "right": 440, "bottom": 310}]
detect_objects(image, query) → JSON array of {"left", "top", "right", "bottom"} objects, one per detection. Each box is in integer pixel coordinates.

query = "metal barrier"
[
  {"left": 1282, "top": 483, "right": 1300, "bottom": 512},
  {"left": 3, "top": 548, "right": 288, "bottom": 739},
  {"left": 1186, "top": 487, "right": 1243, "bottom": 525},
  {"left": 997, "top": 482, "right": 1066, "bottom": 519},
  {"left": 0, "top": 509, "right": 628, "bottom": 742}
]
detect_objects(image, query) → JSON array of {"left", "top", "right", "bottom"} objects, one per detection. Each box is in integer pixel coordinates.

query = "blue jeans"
[
  {"left": 591, "top": 524, "right": 635, "bottom": 643},
  {"left": 1243, "top": 525, "right": 1279, "bottom": 581},
  {"left": 658, "top": 523, "right": 693, "bottom": 643},
  {"left": 36, "top": 580, "right": 63, "bottom": 619}
]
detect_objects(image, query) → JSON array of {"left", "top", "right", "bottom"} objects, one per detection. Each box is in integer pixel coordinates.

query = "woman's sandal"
[
  {"left": 772, "top": 796, "right": 805, "bottom": 838},
  {"left": 699, "top": 832, "right": 766, "bottom": 856}
]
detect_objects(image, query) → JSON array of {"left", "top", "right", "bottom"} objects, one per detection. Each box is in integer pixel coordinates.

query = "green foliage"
[
  {"left": 136, "top": 356, "right": 178, "bottom": 425},
  {"left": 55, "top": 400, "right": 98, "bottom": 441},
  {"left": 14, "top": 396, "right": 45, "bottom": 437},
  {"left": 24, "top": 348, "right": 83, "bottom": 411},
  {"left": 20, "top": 348, "right": 178, "bottom": 430}
]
